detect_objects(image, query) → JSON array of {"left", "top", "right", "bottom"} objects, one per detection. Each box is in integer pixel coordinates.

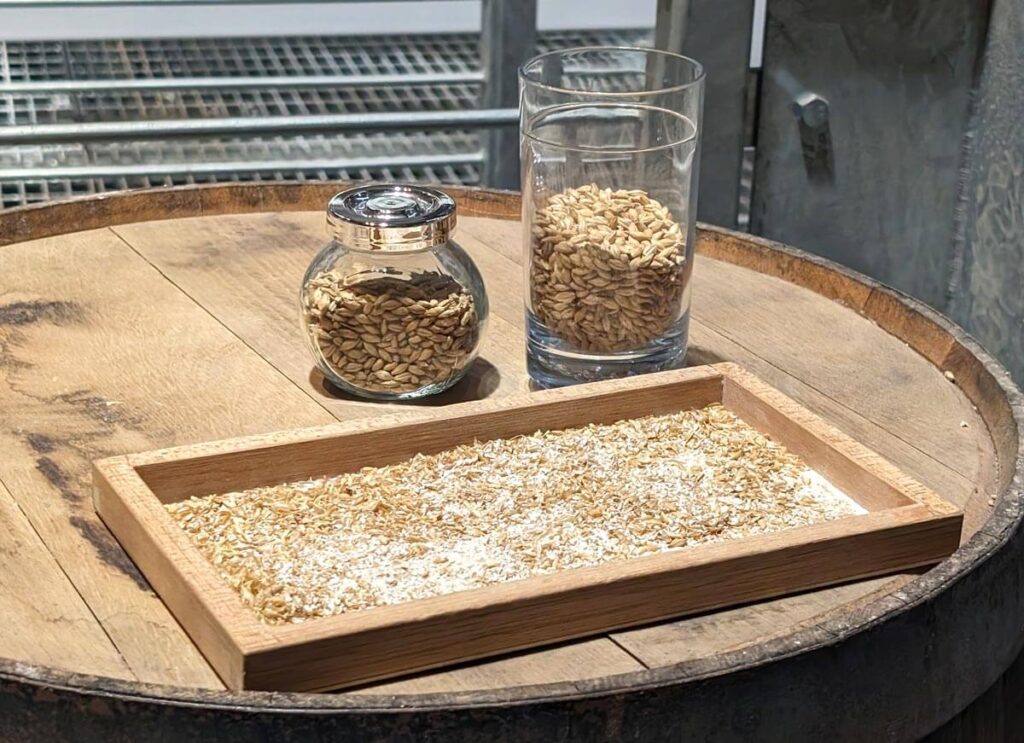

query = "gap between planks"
[
  {"left": 100, "top": 224, "right": 640, "bottom": 692},
  {"left": 457, "top": 216, "right": 985, "bottom": 493},
  {"left": 111, "top": 211, "right": 985, "bottom": 505},
  {"left": 106, "top": 211, "right": 983, "bottom": 682},
  {"left": 693, "top": 311, "right": 979, "bottom": 485},
  {"left": 106, "top": 226, "right": 343, "bottom": 424},
  {"left": 0, "top": 477, "right": 134, "bottom": 679}
]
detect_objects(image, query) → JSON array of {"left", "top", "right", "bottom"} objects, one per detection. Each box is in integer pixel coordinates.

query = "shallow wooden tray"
[{"left": 93, "top": 363, "right": 962, "bottom": 692}]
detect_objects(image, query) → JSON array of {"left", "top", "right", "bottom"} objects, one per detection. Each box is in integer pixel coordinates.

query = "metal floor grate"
[{"left": 0, "top": 29, "right": 650, "bottom": 208}]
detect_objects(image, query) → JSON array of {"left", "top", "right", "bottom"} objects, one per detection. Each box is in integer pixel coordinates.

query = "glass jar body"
[
  {"left": 300, "top": 238, "right": 488, "bottom": 400},
  {"left": 521, "top": 47, "right": 704, "bottom": 387}
]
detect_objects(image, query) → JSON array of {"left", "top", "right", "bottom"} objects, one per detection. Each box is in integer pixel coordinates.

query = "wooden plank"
[
  {"left": 110, "top": 213, "right": 530, "bottom": 420},
  {"left": 95, "top": 365, "right": 960, "bottom": 692},
  {"left": 613, "top": 574, "right": 911, "bottom": 668},
  {"left": 0, "top": 227, "right": 343, "bottom": 687},
  {"left": 0, "top": 479, "right": 133, "bottom": 679},
  {"left": 455, "top": 216, "right": 986, "bottom": 506},
  {"left": 721, "top": 367, "right": 958, "bottom": 517},
  {"left": 0, "top": 224, "right": 633, "bottom": 692},
  {"left": 94, "top": 458, "right": 273, "bottom": 689},
  {"left": 113, "top": 210, "right": 990, "bottom": 683},
  {"left": 695, "top": 258, "right": 985, "bottom": 481},
  {"left": 358, "top": 638, "right": 644, "bottom": 694},
  {"left": 688, "top": 321, "right": 987, "bottom": 534}
]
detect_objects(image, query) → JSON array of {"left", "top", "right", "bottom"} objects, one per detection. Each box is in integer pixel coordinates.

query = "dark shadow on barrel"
[
  {"left": 338, "top": 566, "right": 930, "bottom": 696},
  {"left": 309, "top": 356, "right": 502, "bottom": 408}
]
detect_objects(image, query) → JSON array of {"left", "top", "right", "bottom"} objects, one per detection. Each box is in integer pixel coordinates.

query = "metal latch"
[{"left": 791, "top": 92, "right": 834, "bottom": 184}]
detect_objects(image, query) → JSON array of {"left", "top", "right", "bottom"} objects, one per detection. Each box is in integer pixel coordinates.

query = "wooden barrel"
[{"left": 0, "top": 184, "right": 1020, "bottom": 742}]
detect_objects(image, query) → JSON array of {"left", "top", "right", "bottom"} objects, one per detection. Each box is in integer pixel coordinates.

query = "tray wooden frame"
[{"left": 93, "top": 363, "right": 963, "bottom": 692}]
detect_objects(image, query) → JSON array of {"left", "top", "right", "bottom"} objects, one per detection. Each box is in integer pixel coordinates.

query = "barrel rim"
[{"left": 0, "top": 182, "right": 1020, "bottom": 714}]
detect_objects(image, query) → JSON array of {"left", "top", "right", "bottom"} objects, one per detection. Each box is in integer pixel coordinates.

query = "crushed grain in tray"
[{"left": 167, "top": 405, "right": 865, "bottom": 624}]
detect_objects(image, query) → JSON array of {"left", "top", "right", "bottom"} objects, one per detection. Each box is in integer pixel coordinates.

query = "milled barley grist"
[
  {"left": 531, "top": 184, "right": 687, "bottom": 353},
  {"left": 165, "top": 404, "right": 863, "bottom": 624},
  {"left": 303, "top": 271, "right": 478, "bottom": 394}
]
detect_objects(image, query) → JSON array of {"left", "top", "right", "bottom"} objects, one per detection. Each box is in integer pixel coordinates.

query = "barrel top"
[{"left": 0, "top": 183, "right": 1020, "bottom": 713}]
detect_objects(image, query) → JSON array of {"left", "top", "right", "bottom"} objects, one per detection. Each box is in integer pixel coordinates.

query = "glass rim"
[
  {"left": 518, "top": 46, "right": 706, "bottom": 98},
  {"left": 521, "top": 102, "right": 698, "bottom": 154}
]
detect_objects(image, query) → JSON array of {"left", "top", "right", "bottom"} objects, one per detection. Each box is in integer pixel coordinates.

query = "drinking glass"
[{"left": 520, "top": 47, "right": 704, "bottom": 387}]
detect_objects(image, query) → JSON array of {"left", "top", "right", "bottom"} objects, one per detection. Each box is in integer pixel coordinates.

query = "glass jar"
[
  {"left": 520, "top": 47, "right": 705, "bottom": 387},
  {"left": 299, "top": 184, "right": 488, "bottom": 400}
]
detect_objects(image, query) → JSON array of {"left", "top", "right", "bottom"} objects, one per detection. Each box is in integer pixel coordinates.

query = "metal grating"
[{"left": 0, "top": 29, "right": 650, "bottom": 208}]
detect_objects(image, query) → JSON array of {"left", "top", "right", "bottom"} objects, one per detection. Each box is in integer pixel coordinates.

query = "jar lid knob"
[{"left": 326, "top": 184, "right": 456, "bottom": 251}]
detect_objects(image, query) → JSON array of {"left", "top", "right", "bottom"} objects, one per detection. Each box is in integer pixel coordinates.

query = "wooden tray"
[{"left": 92, "top": 363, "right": 962, "bottom": 692}]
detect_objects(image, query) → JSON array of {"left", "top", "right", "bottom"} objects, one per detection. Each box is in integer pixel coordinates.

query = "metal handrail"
[
  {"left": 0, "top": 71, "right": 484, "bottom": 94},
  {"left": 0, "top": 109, "right": 519, "bottom": 145},
  {"left": 0, "top": 0, "right": 530, "bottom": 192},
  {"left": 0, "top": 68, "right": 634, "bottom": 96},
  {"left": 0, "top": 152, "right": 484, "bottom": 180}
]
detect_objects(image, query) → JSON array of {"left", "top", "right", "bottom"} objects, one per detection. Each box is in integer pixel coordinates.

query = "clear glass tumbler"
[{"left": 520, "top": 47, "right": 704, "bottom": 387}]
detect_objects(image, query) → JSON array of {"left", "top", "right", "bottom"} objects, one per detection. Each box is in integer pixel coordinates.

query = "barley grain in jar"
[{"left": 300, "top": 185, "right": 488, "bottom": 400}]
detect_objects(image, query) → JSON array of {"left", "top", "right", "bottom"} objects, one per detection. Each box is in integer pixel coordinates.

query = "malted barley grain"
[
  {"left": 167, "top": 405, "right": 863, "bottom": 625},
  {"left": 303, "top": 271, "right": 478, "bottom": 395},
  {"left": 531, "top": 184, "right": 687, "bottom": 352}
]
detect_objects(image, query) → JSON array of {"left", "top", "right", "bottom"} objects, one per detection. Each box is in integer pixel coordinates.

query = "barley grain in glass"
[
  {"left": 520, "top": 47, "right": 704, "bottom": 387},
  {"left": 299, "top": 185, "right": 488, "bottom": 400}
]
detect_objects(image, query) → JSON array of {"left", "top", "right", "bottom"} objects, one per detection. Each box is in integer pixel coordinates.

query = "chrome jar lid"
[{"left": 326, "top": 184, "right": 456, "bottom": 251}]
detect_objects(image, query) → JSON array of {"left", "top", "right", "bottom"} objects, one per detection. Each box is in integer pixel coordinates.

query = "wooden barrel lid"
[{"left": 0, "top": 184, "right": 1020, "bottom": 740}]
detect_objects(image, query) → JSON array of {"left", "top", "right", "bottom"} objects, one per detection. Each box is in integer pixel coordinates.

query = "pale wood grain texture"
[
  {"left": 357, "top": 638, "right": 645, "bottom": 694},
  {"left": 612, "top": 573, "right": 915, "bottom": 667},
  {"left": 0, "top": 228, "right": 341, "bottom": 688},
  {"left": 105, "top": 208, "right": 995, "bottom": 688},
  {"left": 110, "top": 213, "right": 529, "bottom": 416},
  {"left": 0, "top": 479, "right": 133, "bottom": 679},
  {"left": 94, "top": 364, "right": 961, "bottom": 692},
  {"left": 94, "top": 457, "right": 273, "bottom": 687},
  {"left": 0, "top": 226, "right": 636, "bottom": 692},
  {"left": 0, "top": 186, "right": 1005, "bottom": 704}
]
